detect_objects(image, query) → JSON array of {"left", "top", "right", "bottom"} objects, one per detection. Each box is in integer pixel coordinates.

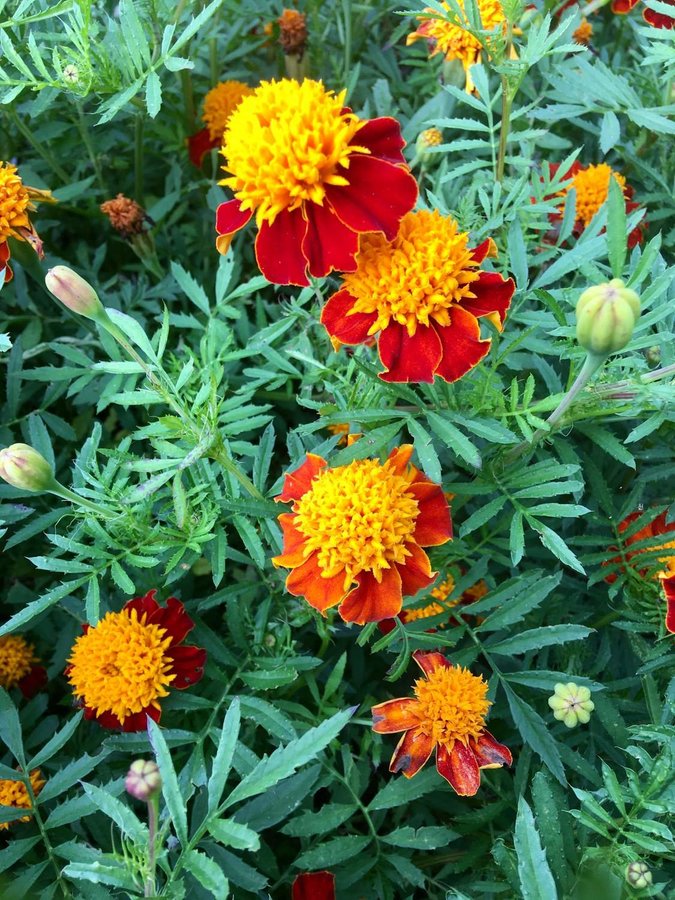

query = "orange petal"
[
  {"left": 397, "top": 543, "right": 435, "bottom": 597},
  {"left": 338, "top": 567, "right": 403, "bottom": 624},
  {"left": 409, "top": 482, "right": 453, "bottom": 547},
  {"left": 372, "top": 697, "right": 421, "bottom": 734},
  {"left": 285, "top": 553, "right": 346, "bottom": 614},
  {"left": 661, "top": 573, "right": 675, "bottom": 634},
  {"left": 271, "top": 513, "right": 307, "bottom": 568},
  {"left": 390, "top": 727, "right": 434, "bottom": 778},
  {"left": 434, "top": 306, "right": 491, "bottom": 384},
  {"left": 436, "top": 742, "right": 481, "bottom": 796},
  {"left": 276, "top": 453, "right": 327, "bottom": 504},
  {"left": 412, "top": 649, "right": 451, "bottom": 677},
  {"left": 386, "top": 444, "right": 415, "bottom": 477},
  {"left": 470, "top": 730, "right": 513, "bottom": 770}
]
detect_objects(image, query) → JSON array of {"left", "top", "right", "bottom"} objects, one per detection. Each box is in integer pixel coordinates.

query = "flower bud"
[
  {"left": 576, "top": 279, "right": 640, "bottom": 356},
  {"left": 416, "top": 128, "right": 443, "bottom": 157},
  {"left": 0, "top": 444, "right": 56, "bottom": 492},
  {"left": 625, "top": 861, "right": 652, "bottom": 889},
  {"left": 125, "top": 759, "right": 161, "bottom": 801},
  {"left": 548, "top": 682, "right": 594, "bottom": 728},
  {"left": 45, "top": 266, "right": 104, "bottom": 320}
]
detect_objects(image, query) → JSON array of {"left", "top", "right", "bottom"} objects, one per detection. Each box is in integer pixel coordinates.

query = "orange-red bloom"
[
  {"left": 612, "top": 0, "right": 674, "bottom": 27},
  {"left": 321, "top": 210, "right": 514, "bottom": 383},
  {"left": 272, "top": 446, "right": 452, "bottom": 624},
  {"left": 214, "top": 78, "right": 418, "bottom": 286},
  {"left": 372, "top": 650, "right": 511, "bottom": 796},
  {"left": 1, "top": 161, "right": 53, "bottom": 286},
  {"left": 604, "top": 510, "right": 675, "bottom": 584},
  {"left": 66, "top": 590, "right": 206, "bottom": 732},
  {"left": 292, "top": 871, "right": 335, "bottom": 900}
]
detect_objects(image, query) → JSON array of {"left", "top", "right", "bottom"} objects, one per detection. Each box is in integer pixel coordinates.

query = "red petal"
[
  {"left": 412, "top": 649, "right": 451, "bottom": 677},
  {"left": 215, "top": 200, "right": 253, "bottom": 256},
  {"left": 271, "top": 513, "right": 308, "bottom": 568},
  {"left": 354, "top": 117, "right": 407, "bottom": 164},
  {"left": 662, "top": 574, "right": 675, "bottom": 633},
  {"left": 471, "top": 238, "right": 497, "bottom": 265},
  {"left": 643, "top": 4, "right": 674, "bottom": 27},
  {"left": 434, "top": 307, "right": 491, "bottom": 383},
  {"left": 124, "top": 589, "right": 160, "bottom": 622},
  {"left": 292, "top": 872, "right": 336, "bottom": 900},
  {"left": 436, "top": 742, "right": 481, "bottom": 796},
  {"left": 372, "top": 697, "right": 421, "bottom": 733},
  {"left": 324, "top": 156, "right": 418, "bottom": 240},
  {"left": 149, "top": 596, "right": 195, "bottom": 645},
  {"left": 321, "top": 289, "right": 377, "bottom": 346},
  {"left": 18, "top": 665, "right": 47, "bottom": 699},
  {"left": 188, "top": 128, "right": 218, "bottom": 167},
  {"left": 165, "top": 645, "right": 207, "bottom": 689},
  {"left": 460, "top": 272, "right": 515, "bottom": 326},
  {"left": 285, "top": 553, "right": 346, "bottom": 613},
  {"left": 390, "top": 727, "right": 434, "bottom": 777},
  {"left": 397, "top": 542, "right": 436, "bottom": 597},
  {"left": 470, "top": 730, "right": 513, "bottom": 769},
  {"left": 410, "top": 482, "right": 453, "bottom": 547},
  {"left": 378, "top": 323, "right": 442, "bottom": 384},
  {"left": 255, "top": 206, "right": 309, "bottom": 286},
  {"left": 303, "top": 203, "right": 359, "bottom": 278},
  {"left": 92, "top": 706, "right": 161, "bottom": 732},
  {"left": 0, "top": 241, "right": 12, "bottom": 283},
  {"left": 611, "top": 0, "right": 638, "bottom": 11},
  {"left": 276, "top": 453, "right": 327, "bottom": 504},
  {"left": 338, "top": 567, "right": 403, "bottom": 624}
]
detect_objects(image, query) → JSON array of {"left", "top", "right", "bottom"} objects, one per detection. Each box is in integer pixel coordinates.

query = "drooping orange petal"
[
  {"left": 321, "top": 288, "right": 377, "bottom": 346},
  {"left": 378, "top": 321, "right": 443, "bottom": 384},
  {"left": 661, "top": 573, "right": 675, "bottom": 634},
  {"left": 338, "top": 567, "right": 403, "bottom": 624},
  {"left": 271, "top": 513, "right": 308, "bottom": 568},
  {"left": 372, "top": 697, "right": 421, "bottom": 733},
  {"left": 397, "top": 542, "right": 436, "bottom": 597},
  {"left": 434, "top": 306, "right": 491, "bottom": 384},
  {"left": 254, "top": 205, "right": 310, "bottom": 286},
  {"left": 303, "top": 202, "right": 359, "bottom": 278},
  {"left": 390, "top": 727, "right": 435, "bottom": 778},
  {"left": 412, "top": 649, "right": 451, "bottom": 677},
  {"left": 436, "top": 741, "right": 481, "bottom": 796},
  {"left": 409, "top": 482, "right": 453, "bottom": 547},
  {"left": 285, "top": 553, "right": 346, "bottom": 614},
  {"left": 459, "top": 272, "right": 515, "bottom": 328},
  {"left": 276, "top": 453, "right": 327, "bottom": 504},
  {"left": 215, "top": 199, "right": 252, "bottom": 256},
  {"left": 386, "top": 444, "right": 415, "bottom": 477},
  {"left": 470, "top": 730, "right": 513, "bottom": 769}
]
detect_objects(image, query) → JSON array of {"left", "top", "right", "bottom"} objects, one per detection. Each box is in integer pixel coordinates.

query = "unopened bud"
[
  {"left": 548, "top": 682, "right": 594, "bottom": 728},
  {"left": 125, "top": 759, "right": 161, "bottom": 801},
  {"left": 0, "top": 444, "right": 56, "bottom": 492},
  {"left": 625, "top": 861, "right": 652, "bottom": 889},
  {"left": 576, "top": 279, "right": 640, "bottom": 356},
  {"left": 45, "top": 266, "right": 104, "bottom": 320}
]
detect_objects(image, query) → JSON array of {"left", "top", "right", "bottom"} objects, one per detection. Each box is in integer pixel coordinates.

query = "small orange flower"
[
  {"left": 0, "top": 635, "right": 47, "bottom": 698},
  {"left": 0, "top": 161, "right": 53, "bottom": 285},
  {"left": 100, "top": 194, "right": 148, "bottom": 239},
  {"left": 278, "top": 9, "right": 308, "bottom": 56},
  {"left": 660, "top": 570, "right": 675, "bottom": 634},
  {"left": 0, "top": 770, "right": 45, "bottom": 830},
  {"left": 272, "top": 446, "right": 452, "bottom": 624},
  {"left": 379, "top": 571, "right": 487, "bottom": 633},
  {"left": 573, "top": 17, "right": 593, "bottom": 44},
  {"left": 188, "top": 81, "right": 254, "bottom": 167},
  {"left": 372, "top": 650, "right": 511, "bottom": 796}
]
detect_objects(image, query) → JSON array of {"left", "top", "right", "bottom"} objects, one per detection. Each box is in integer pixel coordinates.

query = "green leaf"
[
  {"left": 532, "top": 771, "right": 573, "bottom": 894},
  {"left": 28, "top": 712, "right": 83, "bottom": 769},
  {"left": 381, "top": 826, "right": 459, "bottom": 849},
  {"left": 504, "top": 684, "right": 565, "bottom": 784},
  {"left": 606, "top": 175, "right": 627, "bottom": 279},
  {"left": 145, "top": 70, "right": 162, "bottom": 117},
  {"left": 532, "top": 521, "right": 585, "bottom": 574},
  {"left": 171, "top": 260, "right": 210, "bottom": 315},
  {"left": 426, "top": 412, "right": 481, "bottom": 468},
  {"left": 599, "top": 110, "right": 620, "bottom": 156},
  {"left": 369, "top": 768, "right": 439, "bottom": 810},
  {"left": 0, "top": 578, "right": 89, "bottom": 637},
  {"left": 207, "top": 697, "right": 240, "bottom": 815},
  {"left": 477, "top": 574, "right": 561, "bottom": 631},
  {"left": 184, "top": 849, "right": 229, "bottom": 897},
  {"left": 509, "top": 511, "right": 525, "bottom": 566},
  {"left": 0, "top": 689, "right": 24, "bottom": 765},
  {"left": 147, "top": 718, "right": 188, "bottom": 846},
  {"left": 407, "top": 418, "right": 442, "bottom": 483},
  {"left": 458, "top": 496, "right": 507, "bottom": 537},
  {"left": 295, "top": 835, "right": 371, "bottom": 870},
  {"left": 239, "top": 668, "right": 298, "bottom": 690},
  {"left": 208, "top": 818, "right": 260, "bottom": 851},
  {"left": 488, "top": 625, "right": 592, "bottom": 656},
  {"left": 282, "top": 803, "right": 355, "bottom": 837},
  {"left": 80, "top": 783, "right": 148, "bottom": 843},
  {"left": 514, "top": 797, "right": 558, "bottom": 900}
]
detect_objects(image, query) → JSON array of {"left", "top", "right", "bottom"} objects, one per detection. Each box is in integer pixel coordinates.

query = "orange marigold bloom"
[
  {"left": 188, "top": 81, "right": 254, "bottom": 167},
  {"left": 573, "top": 17, "right": 593, "bottom": 44},
  {"left": 100, "top": 194, "right": 148, "bottom": 240},
  {"left": 0, "top": 770, "right": 45, "bottom": 830},
  {"left": 604, "top": 510, "right": 675, "bottom": 585},
  {"left": 612, "top": 0, "right": 674, "bottom": 28},
  {"left": 66, "top": 590, "right": 206, "bottom": 732},
  {"left": 372, "top": 650, "right": 511, "bottom": 796},
  {"left": 272, "top": 446, "right": 452, "bottom": 624},
  {"left": 0, "top": 635, "right": 47, "bottom": 698},
  {"left": 321, "top": 210, "right": 515, "bottom": 383},
  {"left": 278, "top": 9, "right": 308, "bottom": 56},
  {"left": 0, "top": 161, "right": 53, "bottom": 286},
  {"left": 214, "top": 78, "right": 418, "bottom": 286}
]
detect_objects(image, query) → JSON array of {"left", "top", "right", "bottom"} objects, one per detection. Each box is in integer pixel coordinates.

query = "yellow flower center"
[
  {"left": 567, "top": 163, "right": 626, "bottom": 229},
  {"left": 414, "top": 665, "right": 490, "bottom": 749},
  {"left": 0, "top": 635, "right": 37, "bottom": 690},
  {"left": 0, "top": 770, "right": 45, "bottom": 830},
  {"left": 202, "top": 81, "right": 254, "bottom": 142},
  {"left": 411, "top": 0, "right": 505, "bottom": 70},
  {"left": 220, "top": 78, "right": 367, "bottom": 227},
  {"left": 419, "top": 127, "right": 443, "bottom": 148},
  {"left": 344, "top": 210, "right": 480, "bottom": 337},
  {"left": 67, "top": 609, "right": 175, "bottom": 723},
  {"left": 0, "top": 162, "right": 30, "bottom": 242},
  {"left": 293, "top": 458, "right": 419, "bottom": 586}
]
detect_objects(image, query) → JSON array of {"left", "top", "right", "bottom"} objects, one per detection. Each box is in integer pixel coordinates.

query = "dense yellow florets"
[
  {"left": 0, "top": 635, "right": 37, "bottom": 690},
  {"left": 0, "top": 162, "right": 30, "bottom": 242},
  {"left": 408, "top": 0, "right": 506, "bottom": 71},
  {"left": 0, "top": 770, "right": 45, "bottom": 830},
  {"left": 568, "top": 164, "right": 626, "bottom": 228},
  {"left": 202, "top": 81, "right": 254, "bottom": 142},
  {"left": 414, "top": 665, "right": 490, "bottom": 748}
]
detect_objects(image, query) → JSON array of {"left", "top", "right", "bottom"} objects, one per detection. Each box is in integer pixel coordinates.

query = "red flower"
[
  {"left": 0, "top": 241, "right": 12, "bottom": 285},
  {"left": 612, "top": 0, "right": 674, "bottom": 28},
  {"left": 292, "top": 871, "right": 335, "bottom": 900},
  {"left": 661, "top": 572, "right": 675, "bottom": 633}
]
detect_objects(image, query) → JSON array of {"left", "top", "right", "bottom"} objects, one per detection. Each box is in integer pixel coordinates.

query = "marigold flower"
[
  {"left": 372, "top": 650, "right": 511, "bottom": 795},
  {"left": 0, "top": 770, "right": 45, "bottom": 830},
  {"left": 611, "top": 0, "right": 674, "bottom": 28},
  {"left": 278, "top": 9, "right": 308, "bottom": 56},
  {"left": 326, "top": 422, "right": 351, "bottom": 445},
  {"left": 187, "top": 81, "right": 255, "bottom": 167},
  {"left": 292, "top": 872, "right": 335, "bottom": 900},
  {"left": 0, "top": 161, "right": 53, "bottom": 284},
  {"left": 380, "top": 571, "right": 488, "bottom": 633},
  {"left": 0, "top": 635, "right": 47, "bottom": 698},
  {"left": 272, "top": 446, "right": 452, "bottom": 624},
  {"left": 66, "top": 590, "right": 206, "bottom": 731},
  {"left": 548, "top": 682, "right": 594, "bottom": 728},
  {"left": 321, "top": 210, "right": 515, "bottom": 383},
  {"left": 660, "top": 570, "right": 675, "bottom": 634},
  {"left": 573, "top": 17, "right": 593, "bottom": 44},
  {"left": 100, "top": 194, "right": 148, "bottom": 240},
  {"left": 214, "top": 78, "right": 418, "bottom": 286},
  {"left": 604, "top": 510, "right": 675, "bottom": 585}
]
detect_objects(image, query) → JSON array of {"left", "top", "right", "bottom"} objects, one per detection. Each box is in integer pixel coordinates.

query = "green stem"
[
  {"left": 209, "top": 442, "right": 265, "bottom": 500},
  {"left": 49, "top": 482, "right": 116, "bottom": 518},
  {"left": 75, "top": 102, "right": 107, "bottom": 194},
  {"left": 9, "top": 109, "right": 69, "bottom": 183},
  {"left": 27, "top": 779, "right": 72, "bottom": 899},
  {"left": 496, "top": 80, "right": 512, "bottom": 183},
  {"left": 145, "top": 794, "right": 159, "bottom": 897},
  {"left": 134, "top": 115, "right": 145, "bottom": 205}
]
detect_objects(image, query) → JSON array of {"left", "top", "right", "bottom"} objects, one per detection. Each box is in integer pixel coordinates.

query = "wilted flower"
[
  {"left": 625, "top": 861, "right": 653, "bottom": 888},
  {"left": 66, "top": 591, "right": 206, "bottom": 731},
  {"left": 100, "top": 194, "right": 148, "bottom": 240},
  {"left": 215, "top": 78, "right": 417, "bottom": 286},
  {"left": 125, "top": 759, "right": 162, "bottom": 801},
  {"left": 0, "top": 635, "right": 47, "bottom": 698},
  {"left": 573, "top": 17, "right": 593, "bottom": 44},
  {"left": 292, "top": 872, "right": 335, "bottom": 900},
  {"left": 0, "top": 161, "right": 54, "bottom": 284},
  {"left": 0, "top": 444, "right": 56, "bottom": 492},
  {"left": 372, "top": 650, "right": 511, "bottom": 795},
  {"left": 548, "top": 682, "right": 594, "bottom": 727},
  {"left": 278, "top": 9, "right": 308, "bottom": 56},
  {"left": 45, "top": 266, "right": 105, "bottom": 320},
  {"left": 0, "top": 770, "right": 45, "bottom": 830},
  {"left": 272, "top": 446, "right": 452, "bottom": 624},
  {"left": 321, "top": 210, "right": 514, "bottom": 383},
  {"left": 612, "top": 0, "right": 674, "bottom": 28},
  {"left": 576, "top": 279, "right": 640, "bottom": 356}
]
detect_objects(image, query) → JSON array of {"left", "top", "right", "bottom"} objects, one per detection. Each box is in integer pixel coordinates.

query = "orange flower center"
[
  {"left": 566, "top": 163, "right": 626, "bottom": 229},
  {"left": 202, "top": 80, "right": 254, "bottom": 142},
  {"left": 344, "top": 210, "right": 480, "bottom": 337},
  {"left": 0, "top": 635, "right": 37, "bottom": 690},
  {"left": 293, "top": 458, "right": 419, "bottom": 586},
  {"left": 220, "top": 78, "right": 367, "bottom": 227},
  {"left": 0, "top": 770, "right": 45, "bottom": 830},
  {"left": 0, "top": 162, "right": 30, "bottom": 242},
  {"left": 414, "top": 665, "right": 490, "bottom": 749},
  {"left": 67, "top": 609, "right": 175, "bottom": 723}
]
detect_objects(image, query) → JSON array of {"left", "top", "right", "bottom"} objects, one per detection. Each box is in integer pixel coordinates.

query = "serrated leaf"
[
  {"left": 488, "top": 624, "right": 592, "bottom": 655},
  {"left": 208, "top": 818, "right": 260, "bottom": 851},
  {"left": 184, "top": 849, "right": 229, "bottom": 896},
  {"left": 514, "top": 797, "right": 558, "bottom": 900},
  {"left": 426, "top": 412, "right": 481, "bottom": 468},
  {"left": 145, "top": 70, "right": 162, "bottom": 117},
  {"left": 207, "top": 698, "right": 240, "bottom": 814},
  {"left": 0, "top": 689, "right": 24, "bottom": 764},
  {"left": 80, "top": 783, "right": 148, "bottom": 843},
  {"left": 147, "top": 718, "right": 188, "bottom": 846},
  {"left": 504, "top": 684, "right": 565, "bottom": 784},
  {"left": 28, "top": 712, "right": 83, "bottom": 769},
  {"left": 295, "top": 835, "right": 371, "bottom": 870}
]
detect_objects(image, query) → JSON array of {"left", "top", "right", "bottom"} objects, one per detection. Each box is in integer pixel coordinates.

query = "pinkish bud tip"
[
  {"left": 125, "top": 759, "right": 162, "bottom": 801},
  {"left": 45, "top": 266, "right": 104, "bottom": 320}
]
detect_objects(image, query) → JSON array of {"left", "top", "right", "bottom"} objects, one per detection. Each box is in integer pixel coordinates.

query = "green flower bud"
[
  {"left": 0, "top": 444, "right": 56, "bottom": 492},
  {"left": 576, "top": 279, "right": 640, "bottom": 356},
  {"left": 45, "top": 266, "right": 105, "bottom": 320},
  {"left": 548, "top": 682, "right": 594, "bottom": 728},
  {"left": 125, "top": 759, "right": 162, "bottom": 801},
  {"left": 625, "top": 861, "right": 652, "bottom": 889},
  {"left": 416, "top": 128, "right": 443, "bottom": 161}
]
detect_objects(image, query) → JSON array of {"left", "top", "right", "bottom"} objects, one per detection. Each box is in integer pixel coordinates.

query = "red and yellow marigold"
[
  {"left": 0, "top": 635, "right": 47, "bottom": 698},
  {"left": 604, "top": 510, "right": 675, "bottom": 585},
  {"left": 0, "top": 161, "right": 53, "bottom": 285},
  {"left": 372, "top": 650, "right": 511, "bottom": 795},
  {"left": 272, "top": 446, "right": 452, "bottom": 624},
  {"left": 661, "top": 569, "right": 675, "bottom": 634},
  {"left": 0, "top": 770, "right": 45, "bottom": 830},
  {"left": 321, "top": 210, "right": 514, "bottom": 383},
  {"left": 188, "top": 81, "right": 254, "bottom": 167},
  {"left": 612, "top": 0, "right": 674, "bottom": 28},
  {"left": 66, "top": 590, "right": 206, "bottom": 732},
  {"left": 214, "top": 78, "right": 418, "bottom": 286}
]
